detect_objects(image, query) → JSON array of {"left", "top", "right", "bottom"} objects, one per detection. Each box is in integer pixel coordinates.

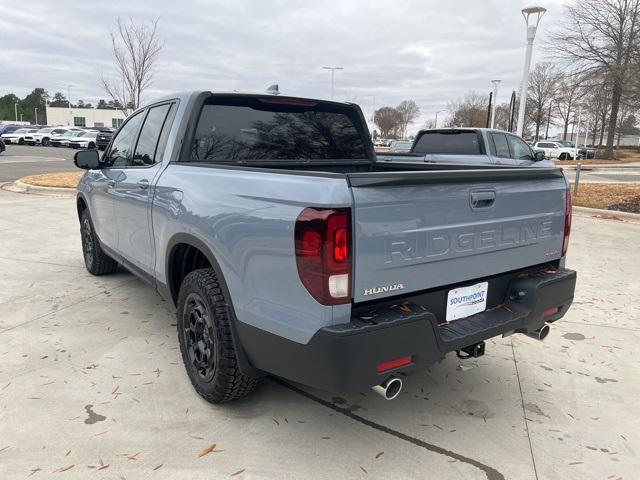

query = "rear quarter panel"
[{"left": 152, "top": 165, "right": 353, "bottom": 344}]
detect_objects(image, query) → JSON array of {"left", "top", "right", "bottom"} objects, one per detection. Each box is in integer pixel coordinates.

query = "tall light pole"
[
  {"left": 434, "top": 110, "right": 442, "bottom": 128},
  {"left": 490, "top": 80, "right": 501, "bottom": 128},
  {"left": 516, "top": 6, "right": 546, "bottom": 137},
  {"left": 14, "top": 103, "right": 18, "bottom": 122},
  {"left": 34, "top": 108, "right": 38, "bottom": 125},
  {"left": 322, "top": 66, "right": 344, "bottom": 100}
]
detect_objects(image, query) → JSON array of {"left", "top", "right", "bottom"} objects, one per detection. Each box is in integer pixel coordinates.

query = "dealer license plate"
[{"left": 446, "top": 281, "right": 489, "bottom": 322}]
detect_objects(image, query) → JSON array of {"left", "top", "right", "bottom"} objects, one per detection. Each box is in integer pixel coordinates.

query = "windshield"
[
  {"left": 63, "top": 131, "right": 80, "bottom": 138},
  {"left": 191, "top": 96, "right": 369, "bottom": 163},
  {"left": 13, "top": 129, "right": 29, "bottom": 134},
  {"left": 37, "top": 128, "right": 54, "bottom": 134}
]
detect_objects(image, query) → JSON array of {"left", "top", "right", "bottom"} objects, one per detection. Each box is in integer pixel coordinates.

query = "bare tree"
[
  {"left": 551, "top": 0, "right": 640, "bottom": 158},
  {"left": 527, "top": 63, "right": 559, "bottom": 141},
  {"left": 422, "top": 119, "right": 437, "bottom": 129},
  {"left": 553, "top": 74, "right": 585, "bottom": 140},
  {"left": 373, "top": 107, "right": 402, "bottom": 138},
  {"left": 101, "top": 17, "right": 163, "bottom": 116},
  {"left": 396, "top": 100, "right": 420, "bottom": 138},
  {"left": 446, "top": 91, "right": 489, "bottom": 127}
]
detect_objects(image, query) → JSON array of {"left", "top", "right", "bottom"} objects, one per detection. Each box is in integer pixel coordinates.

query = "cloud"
[{"left": 1, "top": 0, "right": 566, "bottom": 132}]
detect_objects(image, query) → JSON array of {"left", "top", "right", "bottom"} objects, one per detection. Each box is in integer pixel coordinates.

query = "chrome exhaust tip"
[
  {"left": 524, "top": 323, "right": 550, "bottom": 341},
  {"left": 372, "top": 376, "right": 403, "bottom": 400}
]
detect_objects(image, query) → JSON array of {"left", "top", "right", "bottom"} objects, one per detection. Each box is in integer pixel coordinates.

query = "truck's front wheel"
[
  {"left": 80, "top": 210, "right": 119, "bottom": 275},
  {"left": 177, "top": 268, "right": 259, "bottom": 403}
]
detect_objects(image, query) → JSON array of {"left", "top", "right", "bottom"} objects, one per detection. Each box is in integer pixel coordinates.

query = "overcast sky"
[{"left": 1, "top": 0, "right": 566, "bottom": 131}]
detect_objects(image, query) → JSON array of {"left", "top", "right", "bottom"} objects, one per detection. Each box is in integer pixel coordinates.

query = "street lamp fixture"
[
  {"left": 516, "top": 5, "right": 546, "bottom": 137},
  {"left": 490, "top": 80, "right": 501, "bottom": 128},
  {"left": 434, "top": 110, "right": 443, "bottom": 128},
  {"left": 322, "top": 66, "right": 344, "bottom": 100}
]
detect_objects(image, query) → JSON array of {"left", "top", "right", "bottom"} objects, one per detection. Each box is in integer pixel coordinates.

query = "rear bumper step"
[{"left": 236, "top": 267, "right": 576, "bottom": 392}]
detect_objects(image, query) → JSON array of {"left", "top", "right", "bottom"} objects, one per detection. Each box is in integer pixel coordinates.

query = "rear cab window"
[
  {"left": 490, "top": 133, "right": 510, "bottom": 158},
  {"left": 412, "top": 131, "right": 482, "bottom": 155},
  {"left": 189, "top": 96, "right": 370, "bottom": 164}
]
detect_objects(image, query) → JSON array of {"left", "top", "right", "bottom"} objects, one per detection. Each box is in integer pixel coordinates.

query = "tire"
[
  {"left": 80, "top": 210, "right": 118, "bottom": 275},
  {"left": 18, "top": 138, "right": 24, "bottom": 145},
  {"left": 177, "top": 268, "right": 259, "bottom": 403},
  {"left": 88, "top": 142, "right": 96, "bottom": 149},
  {"left": 41, "top": 137, "right": 50, "bottom": 146}
]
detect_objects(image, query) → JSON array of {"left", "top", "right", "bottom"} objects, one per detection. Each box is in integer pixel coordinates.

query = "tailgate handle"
[{"left": 470, "top": 191, "right": 495, "bottom": 209}]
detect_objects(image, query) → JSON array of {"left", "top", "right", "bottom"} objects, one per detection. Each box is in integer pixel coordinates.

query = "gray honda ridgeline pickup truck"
[{"left": 73, "top": 91, "right": 576, "bottom": 403}]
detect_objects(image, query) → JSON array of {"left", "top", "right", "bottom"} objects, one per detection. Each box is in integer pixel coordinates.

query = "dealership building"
[{"left": 45, "top": 106, "right": 129, "bottom": 129}]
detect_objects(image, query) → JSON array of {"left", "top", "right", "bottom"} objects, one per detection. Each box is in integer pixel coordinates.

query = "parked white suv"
[
  {"left": 532, "top": 141, "right": 575, "bottom": 160},
  {"left": 24, "top": 127, "right": 68, "bottom": 146},
  {"left": 0, "top": 128, "right": 39, "bottom": 145}
]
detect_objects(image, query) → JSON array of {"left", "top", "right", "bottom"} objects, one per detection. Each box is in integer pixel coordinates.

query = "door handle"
[
  {"left": 470, "top": 191, "right": 496, "bottom": 209},
  {"left": 137, "top": 179, "right": 150, "bottom": 190}
]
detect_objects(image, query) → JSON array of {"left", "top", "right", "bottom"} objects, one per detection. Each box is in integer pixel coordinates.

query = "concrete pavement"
[{"left": 0, "top": 188, "right": 638, "bottom": 479}]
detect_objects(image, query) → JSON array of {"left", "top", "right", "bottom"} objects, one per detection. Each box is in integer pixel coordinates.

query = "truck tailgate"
[{"left": 346, "top": 168, "right": 567, "bottom": 303}]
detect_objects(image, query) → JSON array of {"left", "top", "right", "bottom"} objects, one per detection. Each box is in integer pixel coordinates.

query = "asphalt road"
[{"left": 0, "top": 144, "right": 77, "bottom": 182}]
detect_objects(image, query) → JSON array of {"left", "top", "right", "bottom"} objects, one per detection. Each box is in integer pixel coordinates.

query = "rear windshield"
[
  {"left": 413, "top": 131, "right": 481, "bottom": 155},
  {"left": 190, "top": 96, "right": 368, "bottom": 163}
]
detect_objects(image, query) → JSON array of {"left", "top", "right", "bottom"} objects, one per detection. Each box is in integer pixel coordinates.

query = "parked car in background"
[
  {"left": 389, "top": 140, "right": 413, "bottom": 152},
  {"left": 50, "top": 129, "right": 86, "bottom": 147},
  {"left": 69, "top": 131, "right": 98, "bottom": 149},
  {"left": 557, "top": 140, "right": 596, "bottom": 159},
  {"left": 25, "top": 127, "right": 68, "bottom": 146},
  {"left": 95, "top": 130, "right": 114, "bottom": 150},
  {"left": 0, "top": 125, "right": 22, "bottom": 136},
  {"left": 1, "top": 128, "right": 39, "bottom": 145},
  {"left": 532, "top": 141, "right": 576, "bottom": 160},
  {"left": 377, "top": 128, "right": 548, "bottom": 166}
]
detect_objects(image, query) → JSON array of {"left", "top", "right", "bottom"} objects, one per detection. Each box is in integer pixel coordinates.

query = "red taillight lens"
[
  {"left": 295, "top": 208, "right": 352, "bottom": 305},
  {"left": 562, "top": 187, "right": 572, "bottom": 257}
]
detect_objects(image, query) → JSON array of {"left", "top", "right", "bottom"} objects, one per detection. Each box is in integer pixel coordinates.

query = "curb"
[
  {"left": 573, "top": 205, "right": 640, "bottom": 221},
  {"left": 12, "top": 179, "right": 76, "bottom": 195}
]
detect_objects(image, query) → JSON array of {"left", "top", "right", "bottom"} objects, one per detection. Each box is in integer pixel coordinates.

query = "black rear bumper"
[{"left": 236, "top": 267, "right": 576, "bottom": 392}]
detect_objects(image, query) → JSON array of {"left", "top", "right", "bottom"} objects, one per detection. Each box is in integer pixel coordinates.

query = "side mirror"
[
  {"left": 74, "top": 149, "right": 100, "bottom": 170},
  {"left": 534, "top": 151, "right": 546, "bottom": 161}
]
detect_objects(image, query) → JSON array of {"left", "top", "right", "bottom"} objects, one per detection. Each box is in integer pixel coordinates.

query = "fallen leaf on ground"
[
  {"left": 230, "top": 468, "right": 246, "bottom": 477},
  {"left": 198, "top": 444, "right": 217, "bottom": 458},
  {"left": 568, "top": 461, "right": 584, "bottom": 465},
  {"left": 360, "top": 466, "right": 368, "bottom": 474},
  {"left": 153, "top": 464, "right": 163, "bottom": 471},
  {"left": 53, "top": 465, "right": 74, "bottom": 472},
  {"left": 28, "top": 467, "right": 42, "bottom": 477},
  {"left": 375, "top": 451, "right": 384, "bottom": 459}
]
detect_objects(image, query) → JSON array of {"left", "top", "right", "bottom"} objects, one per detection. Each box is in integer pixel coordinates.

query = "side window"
[
  {"left": 104, "top": 112, "right": 144, "bottom": 168},
  {"left": 491, "top": 133, "right": 510, "bottom": 158},
  {"left": 507, "top": 135, "right": 534, "bottom": 160},
  {"left": 131, "top": 103, "right": 173, "bottom": 167}
]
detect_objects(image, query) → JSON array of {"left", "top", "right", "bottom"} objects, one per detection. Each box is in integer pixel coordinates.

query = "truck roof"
[{"left": 144, "top": 90, "right": 353, "bottom": 109}]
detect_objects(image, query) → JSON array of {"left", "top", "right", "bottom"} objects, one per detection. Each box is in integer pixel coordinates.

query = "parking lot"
[
  {"left": 0, "top": 187, "right": 638, "bottom": 479},
  {"left": 0, "top": 145, "right": 76, "bottom": 182}
]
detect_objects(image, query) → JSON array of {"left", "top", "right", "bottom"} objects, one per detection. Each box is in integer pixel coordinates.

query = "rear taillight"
[
  {"left": 295, "top": 207, "right": 352, "bottom": 305},
  {"left": 562, "top": 187, "right": 572, "bottom": 257}
]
